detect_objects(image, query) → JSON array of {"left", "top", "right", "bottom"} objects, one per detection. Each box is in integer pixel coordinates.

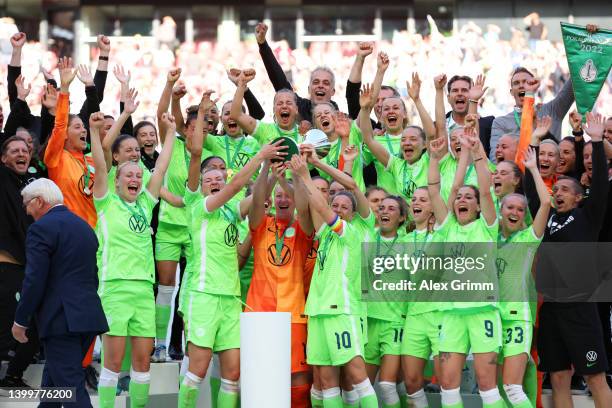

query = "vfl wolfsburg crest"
[{"left": 561, "top": 23, "right": 611, "bottom": 116}]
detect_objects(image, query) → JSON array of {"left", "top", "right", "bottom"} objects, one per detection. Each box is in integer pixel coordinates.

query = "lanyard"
[
  {"left": 68, "top": 151, "right": 92, "bottom": 195},
  {"left": 274, "top": 219, "right": 294, "bottom": 264},
  {"left": 118, "top": 195, "right": 152, "bottom": 234},
  {"left": 224, "top": 135, "right": 246, "bottom": 170},
  {"left": 497, "top": 230, "right": 521, "bottom": 249},
  {"left": 219, "top": 204, "right": 236, "bottom": 225},
  {"left": 412, "top": 229, "right": 429, "bottom": 256},
  {"left": 329, "top": 139, "right": 347, "bottom": 171},
  {"left": 376, "top": 231, "right": 399, "bottom": 258},
  {"left": 513, "top": 110, "right": 521, "bottom": 129},
  {"left": 383, "top": 133, "right": 397, "bottom": 157}
]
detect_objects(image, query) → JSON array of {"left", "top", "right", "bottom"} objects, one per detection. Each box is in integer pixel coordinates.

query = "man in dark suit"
[{"left": 12, "top": 178, "right": 108, "bottom": 407}]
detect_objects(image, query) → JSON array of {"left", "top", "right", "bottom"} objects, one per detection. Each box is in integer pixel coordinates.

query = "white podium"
[{"left": 240, "top": 312, "right": 291, "bottom": 408}]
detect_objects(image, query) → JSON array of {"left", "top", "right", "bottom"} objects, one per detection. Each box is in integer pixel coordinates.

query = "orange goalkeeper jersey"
[{"left": 248, "top": 216, "right": 314, "bottom": 324}]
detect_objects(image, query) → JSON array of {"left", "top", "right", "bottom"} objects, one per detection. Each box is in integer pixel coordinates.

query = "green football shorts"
[
  {"left": 306, "top": 314, "right": 364, "bottom": 367},
  {"left": 99, "top": 280, "right": 155, "bottom": 337}
]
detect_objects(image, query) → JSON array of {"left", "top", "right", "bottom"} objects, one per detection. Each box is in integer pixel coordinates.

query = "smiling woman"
[{"left": 43, "top": 57, "right": 98, "bottom": 228}]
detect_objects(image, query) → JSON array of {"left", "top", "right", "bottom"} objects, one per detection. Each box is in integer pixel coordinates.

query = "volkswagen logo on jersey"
[
  {"left": 128, "top": 214, "right": 148, "bottom": 233},
  {"left": 224, "top": 223, "right": 239, "bottom": 247}
]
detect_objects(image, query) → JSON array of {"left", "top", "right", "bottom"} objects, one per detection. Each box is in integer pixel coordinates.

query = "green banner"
[{"left": 560, "top": 23, "right": 612, "bottom": 116}]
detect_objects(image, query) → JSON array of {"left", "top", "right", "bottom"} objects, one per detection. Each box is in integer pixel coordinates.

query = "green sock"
[
  {"left": 178, "top": 382, "right": 200, "bottom": 408},
  {"left": 498, "top": 374, "right": 512, "bottom": 408},
  {"left": 399, "top": 394, "right": 409, "bottom": 408},
  {"left": 210, "top": 376, "right": 221, "bottom": 408},
  {"left": 218, "top": 388, "right": 239, "bottom": 408},
  {"left": 155, "top": 304, "right": 172, "bottom": 341},
  {"left": 523, "top": 359, "right": 537, "bottom": 408},
  {"left": 483, "top": 399, "right": 505, "bottom": 408},
  {"left": 359, "top": 394, "right": 379, "bottom": 408},
  {"left": 383, "top": 402, "right": 401, "bottom": 408},
  {"left": 323, "top": 394, "right": 343, "bottom": 408},
  {"left": 312, "top": 392, "right": 324, "bottom": 407},
  {"left": 342, "top": 401, "right": 358, "bottom": 408},
  {"left": 98, "top": 385, "right": 117, "bottom": 408},
  {"left": 128, "top": 381, "right": 150, "bottom": 408},
  {"left": 442, "top": 402, "right": 463, "bottom": 408}
]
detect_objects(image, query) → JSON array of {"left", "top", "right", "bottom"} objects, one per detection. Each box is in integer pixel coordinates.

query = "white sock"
[
  {"left": 311, "top": 386, "right": 323, "bottom": 401},
  {"left": 156, "top": 285, "right": 175, "bottom": 305},
  {"left": 353, "top": 378, "right": 376, "bottom": 398},
  {"left": 341, "top": 388, "right": 359, "bottom": 405},
  {"left": 220, "top": 378, "right": 239, "bottom": 394},
  {"left": 440, "top": 387, "right": 462, "bottom": 406},
  {"left": 179, "top": 356, "right": 190, "bottom": 377},
  {"left": 322, "top": 387, "right": 341, "bottom": 400},
  {"left": 379, "top": 381, "right": 400, "bottom": 405},
  {"left": 479, "top": 388, "right": 502, "bottom": 405},
  {"left": 408, "top": 388, "right": 429, "bottom": 408},
  {"left": 182, "top": 371, "right": 203, "bottom": 388},
  {"left": 503, "top": 384, "right": 528, "bottom": 405},
  {"left": 130, "top": 369, "right": 151, "bottom": 384},
  {"left": 99, "top": 367, "right": 119, "bottom": 387}
]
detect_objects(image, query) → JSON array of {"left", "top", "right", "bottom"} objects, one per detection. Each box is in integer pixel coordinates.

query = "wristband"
[
  {"left": 572, "top": 129, "right": 584, "bottom": 137},
  {"left": 473, "top": 157, "right": 484, "bottom": 162},
  {"left": 468, "top": 99, "right": 479, "bottom": 104},
  {"left": 428, "top": 181, "right": 440, "bottom": 185},
  {"left": 99, "top": 56, "right": 109, "bottom": 61}
]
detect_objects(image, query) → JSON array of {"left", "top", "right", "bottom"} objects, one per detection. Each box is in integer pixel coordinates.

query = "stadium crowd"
[{"left": 1, "top": 15, "right": 612, "bottom": 408}]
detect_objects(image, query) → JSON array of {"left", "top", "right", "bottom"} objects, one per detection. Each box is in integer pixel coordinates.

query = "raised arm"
[
  {"left": 44, "top": 57, "right": 76, "bottom": 169},
  {"left": 292, "top": 167, "right": 315, "bottom": 235},
  {"left": 255, "top": 23, "right": 293, "bottom": 92},
  {"left": 93, "top": 35, "right": 111, "bottom": 103},
  {"left": 8, "top": 32, "right": 26, "bottom": 105},
  {"left": 582, "top": 112, "right": 610, "bottom": 224},
  {"left": 515, "top": 78, "right": 539, "bottom": 172},
  {"left": 148, "top": 114, "right": 176, "bottom": 198},
  {"left": 467, "top": 127, "right": 496, "bottom": 225},
  {"left": 523, "top": 147, "right": 550, "bottom": 238},
  {"left": 195, "top": 90, "right": 218, "bottom": 151},
  {"left": 76, "top": 64, "right": 100, "bottom": 129},
  {"left": 228, "top": 68, "right": 265, "bottom": 121},
  {"left": 346, "top": 42, "right": 373, "bottom": 119},
  {"left": 205, "top": 141, "right": 286, "bottom": 213},
  {"left": 157, "top": 68, "right": 182, "bottom": 140},
  {"left": 428, "top": 137, "right": 450, "bottom": 224},
  {"left": 291, "top": 154, "right": 337, "bottom": 230},
  {"left": 448, "top": 133, "right": 471, "bottom": 207},
  {"left": 359, "top": 84, "right": 390, "bottom": 166},
  {"left": 89, "top": 112, "right": 108, "bottom": 197},
  {"left": 101, "top": 88, "right": 139, "bottom": 169},
  {"left": 229, "top": 70, "right": 257, "bottom": 135},
  {"left": 407, "top": 72, "right": 436, "bottom": 139},
  {"left": 171, "top": 83, "right": 188, "bottom": 136},
  {"left": 113, "top": 65, "right": 134, "bottom": 135},
  {"left": 357, "top": 51, "right": 389, "bottom": 127},
  {"left": 467, "top": 74, "right": 488, "bottom": 117},
  {"left": 433, "top": 74, "right": 448, "bottom": 140},
  {"left": 248, "top": 160, "right": 273, "bottom": 230}
]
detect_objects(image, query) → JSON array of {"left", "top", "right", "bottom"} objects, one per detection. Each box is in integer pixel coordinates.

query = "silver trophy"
[{"left": 301, "top": 129, "right": 331, "bottom": 158}]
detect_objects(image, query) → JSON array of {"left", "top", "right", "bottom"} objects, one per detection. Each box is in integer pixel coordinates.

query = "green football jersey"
[
  {"left": 366, "top": 230, "right": 412, "bottom": 323},
  {"left": 252, "top": 121, "right": 301, "bottom": 145},
  {"left": 159, "top": 137, "right": 189, "bottom": 226},
  {"left": 362, "top": 132, "right": 402, "bottom": 194},
  {"left": 319, "top": 122, "right": 365, "bottom": 192},
  {"left": 496, "top": 226, "right": 541, "bottom": 322},
  {"left": 387, "top": 152, "right": 429, "bottom": 202},
  {"left": 106, "top": 161, "right": 151, "bottom": 194},
  {"left": 404, "top": 227, "right": 442, "bottom": 316},
  {"left": 95, "top": 190, "right": 157, "bottom": 285},
  {"left": 438, "top": 154, "right": 496, "bottom": 203},
  {"left": 435, "top": 214, "right": 499, "bottom": 311},
  {"left": 203, "top": 134, "right": 260, "bottom": 177},
  {"left": 183, "top": 187, "right": 242, "bottom": 296},
  {"left": 305, "top": 220, "right": 362, "bottom": 317}
]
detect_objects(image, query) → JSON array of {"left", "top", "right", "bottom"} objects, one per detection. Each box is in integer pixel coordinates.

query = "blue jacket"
[{"left": 14, "top": 205, "right": 108, "bottom": 338}]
